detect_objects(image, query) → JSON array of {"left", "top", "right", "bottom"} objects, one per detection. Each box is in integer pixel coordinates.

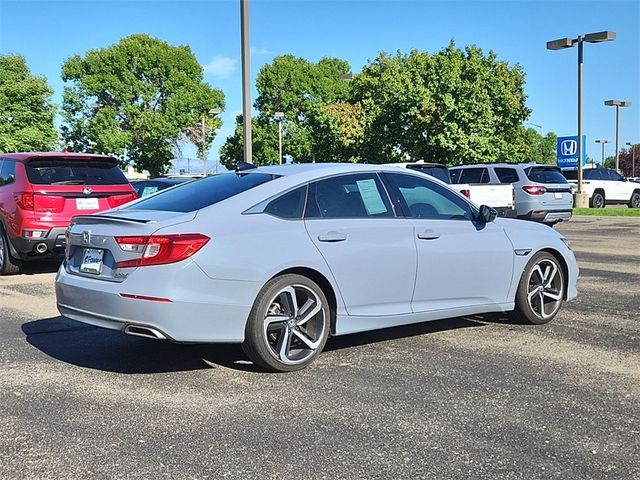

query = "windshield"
[
  {"left": 126, "top": 172, "right": 278, "bottom": 212},
  {"left": 526, "top": 166, "right": 569, "bottom": 184},
  {"left": 406, "top": 164, "right": 451, "bottom": 184},
  {"left": 25, "top": 158, "right": 128, "bottom": 185}
]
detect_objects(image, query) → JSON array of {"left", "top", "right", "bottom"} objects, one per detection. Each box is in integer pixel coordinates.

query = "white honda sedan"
[{"left": 56, "top": 163, "right": 578, "bottom": 371}]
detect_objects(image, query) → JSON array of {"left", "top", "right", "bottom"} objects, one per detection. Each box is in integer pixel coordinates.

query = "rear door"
[
  {"left": 606, "top": 169, "right": 634, "bottom": 200},
  {"left": 303, "top": 172, "right": 416, "bottom": 316}
]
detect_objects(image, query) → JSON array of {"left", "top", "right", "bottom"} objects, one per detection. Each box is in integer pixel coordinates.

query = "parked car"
[
  {"left": 131, "top": 177, "right": 194, "bottom": 198},
  {"left": 388, "top": 161, "right": 516, "bottom": 217},
  {"left": 0, "top": 152, "right": 137, "bottom": 275},
  {"left": 562, "top": 167, "right": 640, "bottom": 208},
  {"left": 450, "top": 163, "right": 573, "bottom": 224},
  {"left": 56, "top": 163, "right": 578, "bottom": 372}
]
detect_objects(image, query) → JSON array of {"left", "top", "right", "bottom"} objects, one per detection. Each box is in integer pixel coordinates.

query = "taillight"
[
  {"left": 522, "top": 185, "right": 547, "bottom": 195},
  {"left": 34, "top": 195, "right": 65, "bottom": 213},
  {"left": 16, "top": 193, "right": 35, "bottom": 210},
  {"left": 108, "top": 193, "right": 138, "bottom": 208},
  {"left": 115, "top": 234, "right": 210, "bottom": 268},
  {"left": 460, "top": 189, "right": 471, "bottom": 199}
]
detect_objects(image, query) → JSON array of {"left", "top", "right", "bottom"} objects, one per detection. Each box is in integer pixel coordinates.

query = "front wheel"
[
  {"left": 242, "top": 274, "right": 330, "bottom": 372},
  {"left": 512, "top": 252, "right": 565, "bottom": 325},
  {"left": 628, "top": 192, "right": 640, "bottom": 208}
]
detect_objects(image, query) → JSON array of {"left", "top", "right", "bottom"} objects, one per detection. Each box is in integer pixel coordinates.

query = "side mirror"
[{"left": 478, "top": 205, "right": 498, "bottom": 223}]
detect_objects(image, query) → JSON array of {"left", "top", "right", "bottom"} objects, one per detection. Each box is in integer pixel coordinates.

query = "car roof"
[
  {"left": 0, "top": 152, "right": 116, "bottom": 162},
  {"left": 450, "top": 163, "right": 556, "bottom": 169}
]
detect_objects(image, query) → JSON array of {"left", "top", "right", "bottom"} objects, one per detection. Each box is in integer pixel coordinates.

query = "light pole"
[
  {"left": 547, "top": 31, "right": 615, "bottom": 205},
  {"left": 526, "top": 122, "right": 543, "bottom": 135},
  {"left": 240, "top": 0, "right": 252, "bottom": 164},
  {"left": 604, "top": 99, "right": 631, "bottom": 172},
  {"left": 274, "top": 112, "right": 284, "bottom": 164},
  {"left": 200, "top": 107, "right": 222, "bottom": 175},
  {"left": 595, "top": 139, "right": 608, "bottom": 166},
  {"left": 627, "top": 142, "right": 637, "bottom": 177}
]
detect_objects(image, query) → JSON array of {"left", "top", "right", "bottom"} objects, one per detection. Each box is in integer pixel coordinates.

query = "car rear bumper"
[
  {"left": 519, "top": 209, "right": 572, "bottom": 224},
  {"left": 55, "top": 262, "right": 261, "bottom": 343},
  {"left": 9, "top": 227, "right": 68, "bottom": 260},
  {"left": 495, "top": 207, "right": 517, "bottom": 218}
]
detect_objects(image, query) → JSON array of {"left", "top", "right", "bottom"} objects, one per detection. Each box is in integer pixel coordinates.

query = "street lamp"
[
  {"left": 200, "top": 107, "right": 222, "bottom": 175},
  {"left": 274, "top": 111, "right": 284, "bottom": 165},
  {"left": 547, "top": 30, "right": 616, "bottom": 204},
  {"left": 595, "top": 139, "right": 609, "bottom": 166},
  {"left": 627, "top": 142, "right": 637, "bottom": 177},
  {"left": 526, "top": 122, "right": 543, "bottom": 135},
  {"left": 604, "top": 99, "right": 632, "bottom": 171},
  {"left": 240, "top": 0, "right": 252, "bottom": 164}
]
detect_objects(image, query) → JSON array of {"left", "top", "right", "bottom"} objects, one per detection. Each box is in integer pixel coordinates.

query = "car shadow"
[
  {"left": 24, "top": 315, "right": 489, "bottom": 374},
  {"left": 19, "top": 261, "right": 61, "bottom": 275}
]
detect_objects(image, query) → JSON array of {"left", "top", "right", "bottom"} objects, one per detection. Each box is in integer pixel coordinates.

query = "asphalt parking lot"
[{"left": 1, "top": 216, "right": 638, "bottom": 479}]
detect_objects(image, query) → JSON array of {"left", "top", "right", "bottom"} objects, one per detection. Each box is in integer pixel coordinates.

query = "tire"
[
  {"left": 0, "top": 231, "right": 22, "bottom": 275},
  {"left": 242, "top": 274, "right": 330, "bottom": 372},
  {"left": 589, "top": 191, "right": 605, "bottom": 208},
  {"left": 512, "top": 252, "right": 565, "bottom": 325},
  {"left": 628, "top": 192, "right": 640, "bottom": 208}
]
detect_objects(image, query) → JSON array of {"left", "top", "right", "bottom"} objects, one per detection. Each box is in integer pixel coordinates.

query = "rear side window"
[
  {"left": 127, "top": 172, "right": 278, "bottom": 213},
  {"left": 562, "top": 170, "right": 577, "bottom": 181},
  {"left": 25, "top": 158, "right": 128, "bottom": 185},
  {"left": 0, "top": 159, "right": 16, "bottom": 186},
  {"left": 406, "top": 165, "right": 451, "bottom": 184},
  {"left": 265, "top": 185, "right": 307, "bottom": 219},
  {"left": 305, "top": 173, "right": 393, "bottom": 218},
  {"left": 454, "top": 168, "right": 490, "bottom": 184},
  {"left": 495, "top": 168, "right": 519, "bottom": 183},
  {"left": 526, "top": 167, "right": 569, "bottom": 184}
]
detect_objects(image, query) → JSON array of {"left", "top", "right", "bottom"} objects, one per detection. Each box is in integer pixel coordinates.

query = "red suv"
[{"left": 0, "top": 152, "right": 137, "bottom": 274}]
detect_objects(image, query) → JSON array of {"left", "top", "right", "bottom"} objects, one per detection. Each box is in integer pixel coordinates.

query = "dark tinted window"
[
  {"left": 265, "top": 185, "right": 307, "bottom": 219},
  {"left": 0, "top": 159, "right": 16, "bottom": 186},
  {"left": 306, "top": 173, "right": 393, "bottom": 218},
  {"left": 454, "top": 167, "right": 490, "bottom": 184},
  {"left": 608, "top": 169, "right": 624, "bottom": 181},
  {"left": 128, "top": 172, "right": 277, "bottom": 213},
  {"left": 495, "top": 167, "right": 519, "bottom": 183},
  {"left": 562, "top": 169, "right": 577, "bottom": 181},
  {"left": 583, "top": 169, "right": 603, "bottom": 180},
  {"left": 25, "top": 158, "right": 128, "bottom": 185},
  {"left": 132, "top": 179, "right": 190, "bottom": 197},
  {"left": 526, "top": 166, "right": 569, "bottom": 184},
  {"left": 385, "top": 173, "right": 474, "bottom": 221},
  {"left": 406, "top": 164, "right": 451, "bottom": 184}
]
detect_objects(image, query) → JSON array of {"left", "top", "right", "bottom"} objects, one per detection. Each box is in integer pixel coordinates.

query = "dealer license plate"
[
  {"left": 76, "top": 198, "right": 99, "bottom": 210},
  {"left": 80, "top": 248, "right": 104, "bottom": 275}
]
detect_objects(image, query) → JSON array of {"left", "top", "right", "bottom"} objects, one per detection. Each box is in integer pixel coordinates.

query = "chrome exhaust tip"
[
  {"left": 124, "top": 325, "right": 166, "bottom": 340},
  {"left": 35, "top": 242, "right": 48, "bottom": 254}
]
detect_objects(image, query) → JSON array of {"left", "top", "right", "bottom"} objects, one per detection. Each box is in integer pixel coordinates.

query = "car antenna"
[{"left": 235, "top": 161, "right": 257, "bottom": 174}]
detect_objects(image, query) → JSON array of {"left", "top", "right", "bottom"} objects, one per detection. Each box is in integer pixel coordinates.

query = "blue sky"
[{"left": 1, "top": 0, "right": 638, "bottom": 169}]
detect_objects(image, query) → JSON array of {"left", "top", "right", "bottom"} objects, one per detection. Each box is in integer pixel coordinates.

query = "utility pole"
[
  {"left": 274, "top": 112, "right": 284, "bottom": 164},
  {"left": 241, "top": 0, "right": 252, "bottom": 164},
  {"left": 595, "top": 139, "right": 608, "bottom": 166}
]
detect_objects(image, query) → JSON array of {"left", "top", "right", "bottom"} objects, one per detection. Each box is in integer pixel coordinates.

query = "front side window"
[
  {"left": 385, "top": 173, "right": 474, "bottom": 221},
  {"left": 265, "top": 185, "right": 307, "bottom": 219},
  {"left": 457, "top": 168, "right": 490, "bottom": 184},
  {"left": 128, "top": 172, "right": 278, "bottom": 213},
  {"left": 25, "top": 157, "right": 128, "bottom": 185},
  {"left": 495, "top": 168, "right": 519, "bottom": 184},
  {"left": 305, "top": 173, "right": 393, "bottom": 218},
  {"left": 608, "top": 169, "right": 624, "bottom": 181},
  {"left": 0, "top": 159, "right": 16, "bottom": 186}
]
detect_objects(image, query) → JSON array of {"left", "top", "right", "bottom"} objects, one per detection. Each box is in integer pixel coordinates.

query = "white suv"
[{"left": 562, "top": 168, "right": 640, "bottom": 208}]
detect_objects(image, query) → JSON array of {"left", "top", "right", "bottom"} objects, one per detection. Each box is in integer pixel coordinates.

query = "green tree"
[
  {"left": 219, "top": 115, "right": 279, "bottom": 169},
  {"left": 518, "top": 128, "right": 557, "bottom": 164},
  {"left": 351, "top": 42, "right": 531, "bottom": 164},
  {"left": 0, "top": 55, "right": 57, "bottom": 152},
  {"left": 61, "top": 34, "right": 224, "bottom": 177}
]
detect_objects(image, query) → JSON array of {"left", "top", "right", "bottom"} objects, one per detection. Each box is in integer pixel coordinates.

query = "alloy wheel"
[
  {"left": 526, "top": 259, "right": 563, "bottom": 321},
  {"left": 263, "top": 284, "right": 326, "bottom": 365}
]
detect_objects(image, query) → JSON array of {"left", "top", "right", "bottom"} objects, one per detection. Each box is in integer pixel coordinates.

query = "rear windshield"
[
  {"left": 127, "top": 172, "right": 278, "bottom": 212},
  {"left": 526, "top": 167, "right": 568, "bottom": 184},
  {"left": 25, "top": 158, "right": 128, "bottom": 185},
  {"left": 406, "top": 165, "right": 451, "bottom": 184}
]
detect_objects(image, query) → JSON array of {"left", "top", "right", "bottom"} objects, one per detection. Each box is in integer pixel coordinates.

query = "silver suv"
[{"left": 450, "top": 164, "right": 573, "bottom": 224}]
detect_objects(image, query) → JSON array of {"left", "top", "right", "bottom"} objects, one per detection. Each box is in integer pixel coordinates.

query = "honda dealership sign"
[{"left": 557, "top": 135, "right": 587, "bottom": 168}]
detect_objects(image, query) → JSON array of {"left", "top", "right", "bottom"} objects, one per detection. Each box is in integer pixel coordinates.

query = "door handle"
[
  {"left": 318, "top": 231, "right": 347, "bottom": 243},
  {"left": 417, "top": 230, "right": 440, "bottom": 240}
]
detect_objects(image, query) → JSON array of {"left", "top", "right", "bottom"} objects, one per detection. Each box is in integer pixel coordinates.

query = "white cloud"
[
  {"left": 250, "top": 46, "right": 271, "bottom": 56},
  {"left": 203, "top": 55, "right": 237, "bottom": 79}
]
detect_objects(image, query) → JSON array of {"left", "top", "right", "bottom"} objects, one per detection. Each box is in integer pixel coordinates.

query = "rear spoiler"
[{"left": 71, "top": 215, "right": 156, "bottom": 226}]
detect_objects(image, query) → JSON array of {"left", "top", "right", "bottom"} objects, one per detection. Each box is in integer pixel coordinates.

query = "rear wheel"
[
  {"left": 242, "top": 274, "right": 330, "bottom": 372},
  {"left": 590, "top": 191, "right": 605, "bottom": 208},
  {"left": 0, "top": 231, "right": 21, "bottom": 275},
  {"left": 628, "top": 192, "right": 640, "bottom": 208},
  {"left": 512, "top": 252, "right": 565, "bottom": 325}
]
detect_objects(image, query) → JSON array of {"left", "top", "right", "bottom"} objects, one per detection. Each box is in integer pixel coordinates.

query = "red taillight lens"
[
  {"left": 34, "top": 195, "right": 65, "bottom": 213},
  {"left": 108, "top": 193, "right": 138, "bottom": 208},
  {"left": 115, "top": 234, "right": 210, "bottom": 268},
  {"left": 460, "top": 189, "right": 471, "bottom": 199},
  {"left": 17, "top": 193, "right": 35, "bottom": 210},
  {"left": 522, "top": 185, "right": 547, "bottom": 195}
]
